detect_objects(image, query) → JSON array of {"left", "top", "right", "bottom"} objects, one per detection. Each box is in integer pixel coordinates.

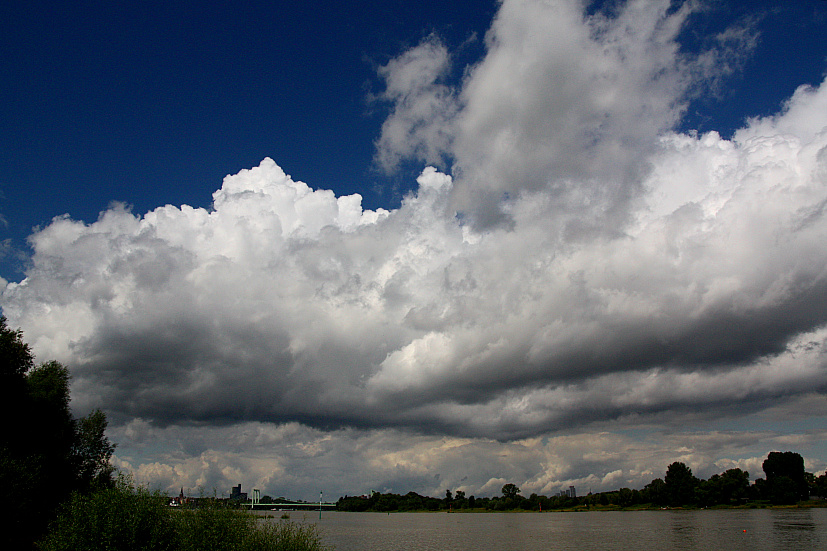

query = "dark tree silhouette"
[
  {"left": 763, "top": 451, "right": 808, "bottom": 504},
  {"left": 501, "top": 483, "right": 521, "bottom": 499},
  {"left": 0, "top": 317, "right": 116, "bottom": 549},
  {"left": 664, "top": 462, "right": 698, "bottom": 506}
]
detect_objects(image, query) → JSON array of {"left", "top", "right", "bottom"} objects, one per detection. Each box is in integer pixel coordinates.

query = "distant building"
[
  {"left": 169, "top": 487, "right": 195, "bottom": 507},
  {"left": 557, "top": 486, "right": 577, "bottom": 498},
  {"left": 231, "top": 484, "right": 248, "bottom": 502}
]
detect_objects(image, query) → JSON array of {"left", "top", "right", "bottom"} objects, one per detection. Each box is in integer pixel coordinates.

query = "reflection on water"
[
  {"left": 667, "top": 511, "right": 702, "bottom": 551},
  {"left": 274, "top": 508, "right": 827, "bottom": 551},
  {"left": 770, "top": 509, "right": 819, "bottom": 548}
]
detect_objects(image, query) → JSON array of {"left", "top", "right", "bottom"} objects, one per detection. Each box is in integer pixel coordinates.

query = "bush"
[
  {"left": 39, "top": 477, "right": 329, "bottom": 551},
  {"left": 39, "top": 477, "right": 175, "bottom": 551}
]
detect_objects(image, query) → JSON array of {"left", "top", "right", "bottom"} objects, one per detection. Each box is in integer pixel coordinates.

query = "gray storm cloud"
[{"left": 3, "top": 0, "right": 827, "bottom": 447}]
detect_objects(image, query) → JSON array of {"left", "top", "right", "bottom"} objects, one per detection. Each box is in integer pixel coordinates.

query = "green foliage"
[
  {"left": 763, "top": 451, "right": 805, "bottom": 481},
  {"left": 0, "top": 315, "right": 34, "bottom": 378},
  {"left": 697, "top": 468, "right": 749, "bottom": 506},
  {"left": 240, "top": 520, "right": 329, "bottom": 551},
  {"left": 175, "top": 501, "right": 257, "bottom": 551},
  {"left": 25, "top": 361, "right": 78, "bottom": 493},
  {"left": 762, "top": 451, "right": 808, "bottom": 504},
  {"left": 0, "top": 319, "right": 116, "bottom": 549},
  {"left": 501, "top": 483, "right": 520, "bottom": 499},
  {"left": 338, "top": 450, "right": 822, "bottom": 514},
  {"left": 642, "top": 477, "right": 666, "bottom": 505},
  {"left": 74, "top": 409, "right": 118, "bottom": 489},
  {"left": 40, "top": 477, "right": 329, "bottom": 551},
  {"left": 40, "top": 476, "right": 176, "bottom": 551},
  {"left": 0, "top": 315, "right": 34, "bottom": 450},
  {"left": 0, "top": 449, "right": 41, "bottom": 535},
  {"left": 337, "top": 491, "right": 443, "bottom": 512},
  {"left": 813, "top": 472, "right": 827, "bottom": 498},
  {"left": 664, "top": 462, "right": 698, "bottom": 507},
  {"left": 767, "top": 475, "right": 802, "bottom": 505}
]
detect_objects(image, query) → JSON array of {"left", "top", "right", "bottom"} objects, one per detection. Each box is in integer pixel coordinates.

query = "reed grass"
[{"left": 38, "top": 477, "right": 329, "bottom": 551}]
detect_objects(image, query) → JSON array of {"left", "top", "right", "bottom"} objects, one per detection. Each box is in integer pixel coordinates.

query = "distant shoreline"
[{"left": 331, "top": 501, "right": 827, "bottom": 513}]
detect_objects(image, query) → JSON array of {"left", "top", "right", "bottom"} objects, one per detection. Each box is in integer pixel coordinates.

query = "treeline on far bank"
[{"left": 338, "top": 451, "right": 827, "bottom": 513}]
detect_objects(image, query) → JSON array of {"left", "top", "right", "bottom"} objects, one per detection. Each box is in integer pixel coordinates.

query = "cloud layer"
[{"left": 3, "top": 0, "right": 827, "bottom": 497}]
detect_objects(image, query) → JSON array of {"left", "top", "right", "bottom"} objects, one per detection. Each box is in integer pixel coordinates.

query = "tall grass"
[
  {"left": 239, "top": 521, "right": 329, "bottom": 551},
  {"left": 38, "top": 478, "right": 175, "bottom": 551},
  {"left": 38, "top": 477, "right": 329, "bottom": 551}
]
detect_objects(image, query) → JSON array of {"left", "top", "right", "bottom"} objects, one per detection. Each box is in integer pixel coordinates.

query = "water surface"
[{"left": 276, "top": 508, "right": 827, "bottom": 551}]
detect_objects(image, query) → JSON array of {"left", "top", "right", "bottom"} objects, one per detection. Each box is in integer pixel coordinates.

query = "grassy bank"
[{"left": 38, "top": 478, "right": 329, "bottom": 551}]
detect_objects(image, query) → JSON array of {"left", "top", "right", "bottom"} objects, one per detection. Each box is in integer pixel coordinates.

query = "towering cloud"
[{"left": 375, "top": 0, "right": 756, "bottom": 228}]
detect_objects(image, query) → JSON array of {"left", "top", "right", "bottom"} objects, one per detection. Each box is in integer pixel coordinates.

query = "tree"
[
  {"left": 763, "top": 451, "right": 808, "bottom": 504},
  {"left": 697, "top": 468, "right": 750, "bottom": 506},
  {"left": 0, "top": 316, "right": 33, "bottom": 377},
  {"left": 642, "top": 477, "right": 666, "bottom": 505},
  {"left": 814, "top": 472, "right": 827, "bottom": 499},
  {"left": 664, "top": 462, "right": 698, "bottom": 506},
  {"left": 0, "top": 316, "right": 33, "bottom": 450},
  {"left": 74, "top": 408, "right": 117, "bottom": 490},
  {"left": 617, "top": 487, "right": 637, "bottom": 507},
  {"left": 25, "top": 361, "right": 79, "bottom": 510},
  {"left": 0, "top": 316, "right": 44, "bottom": 548},
  {"left": 501, "top": 483, "right": 521, "bottom": 499},
  {"left": 0, "top": 318, "right": 116, "bottom": 549}
]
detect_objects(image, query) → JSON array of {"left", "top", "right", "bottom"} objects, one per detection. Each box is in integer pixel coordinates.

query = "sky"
[{"left": 2, "top": 0, "right": 827, "bottom": 501}]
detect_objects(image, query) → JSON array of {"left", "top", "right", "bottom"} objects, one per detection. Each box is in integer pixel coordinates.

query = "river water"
[{"left": 274, "top": 508, "right": 827, "bottom": 551}]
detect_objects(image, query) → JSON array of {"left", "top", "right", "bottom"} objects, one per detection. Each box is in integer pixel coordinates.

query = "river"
[{"left": 270, "top": 508, "right": 827, "bottom": 551}]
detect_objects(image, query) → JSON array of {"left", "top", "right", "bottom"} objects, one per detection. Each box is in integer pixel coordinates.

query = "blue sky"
[
  {"left": 0, "top": 0, "right": 496, "bottom": 278},
  {"left": 2, "top": 1, "right": 825, "bottom": 278},
  {"left": 2, "top": 0, "right": 827, "bottom": 501}
]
